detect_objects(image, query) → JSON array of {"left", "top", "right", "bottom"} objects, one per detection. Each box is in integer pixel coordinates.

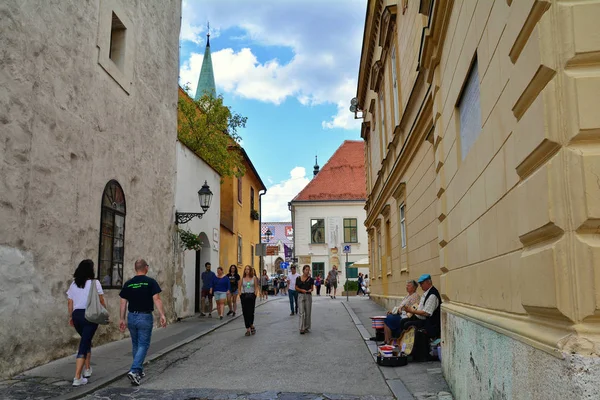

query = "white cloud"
[
  {"left": 261, "top": 167, "right": 310, "bottom": 222},
  {"left": 180, "top": 0, "right": 365, "bottom": 130}
]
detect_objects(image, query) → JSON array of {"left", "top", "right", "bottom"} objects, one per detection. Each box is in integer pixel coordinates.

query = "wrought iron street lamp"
[
  {"left": 265, "top": 228, "right": 272, "bottom": 243},
  {"left": 175, "top": 181, "right": 213, "bottom": 224}
]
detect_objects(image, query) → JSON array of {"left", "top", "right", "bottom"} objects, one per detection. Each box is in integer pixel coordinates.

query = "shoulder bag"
[{"left": 85, "top": 280, "right": 110, "bottom": 325}]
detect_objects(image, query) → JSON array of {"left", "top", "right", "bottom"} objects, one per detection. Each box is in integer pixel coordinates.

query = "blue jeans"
[
  {"left": 288, "top": 289, "right": 298, "bottom": 313},
  {"left": 127, "top": 313, "right": 153, "bottom": 374}
]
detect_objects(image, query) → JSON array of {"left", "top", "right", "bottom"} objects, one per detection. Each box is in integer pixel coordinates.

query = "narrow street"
[{"left": 85, "top": 296, "right": 394, "bottom": 399}]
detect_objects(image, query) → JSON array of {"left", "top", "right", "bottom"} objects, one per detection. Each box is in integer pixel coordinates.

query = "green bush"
[{"left": 344, "top": 280, "right": 359, "bottom": 292}]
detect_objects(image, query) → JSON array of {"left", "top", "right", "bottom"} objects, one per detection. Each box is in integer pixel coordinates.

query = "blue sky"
[{"left": 179, "top": 0, "right": 367, "bottom": 221}]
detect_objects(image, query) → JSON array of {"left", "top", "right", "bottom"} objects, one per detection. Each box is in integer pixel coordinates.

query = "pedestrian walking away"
[
  {"left": 226, "top": 265, "right": 240, "bottom": 316},
  {"left": 210, "top": 267, "right": 231, "bottom": 320},
  {"left": 67, "top": 259, "right": 106, "bottom": 386},
  {"left": 314, "top": 274, "right": 322, "bottom": 296},
  {"left": 239, "top": 265, "right": 260, "bottom": 336},
  {"left": 119, "top": 259, "right": 166, "bottom": 386},
  {"left": 356, "top": 273, "right": 365, "bottom": 296},
  {"left": 296, "top": 265, "right": 314, "bottom": 334},
  {"left": 260, "top": 269, "right": 269, "bottom": 300},
  {"left": 287, "top": 265, "right": 300, "bottom": 315},
  {"left": 200, "top": 262, "right": 215, "bottom": 317},
  {"left": 327, "top": 265, "right": 339, "bottom": 299}
]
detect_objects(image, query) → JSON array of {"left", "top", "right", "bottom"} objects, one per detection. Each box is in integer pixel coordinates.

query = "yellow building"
[
  {"left": 357, "top": 0, "right": 600, "bottom": 397},
  {"left": 219, "top": 148, "right": 266, "bottom": 273}
]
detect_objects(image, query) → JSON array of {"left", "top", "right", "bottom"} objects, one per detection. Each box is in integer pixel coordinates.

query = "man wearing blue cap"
[{"left": 401, "top": 273, "right": 442, "bottom": 338}]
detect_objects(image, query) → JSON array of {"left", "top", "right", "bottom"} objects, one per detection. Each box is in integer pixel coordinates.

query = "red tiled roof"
[{"left": 292, "top": 140, "right": 366, "bottom": 202}]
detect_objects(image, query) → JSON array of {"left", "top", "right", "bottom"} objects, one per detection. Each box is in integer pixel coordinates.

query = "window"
[
  {"left": 370, "top": 232, "right": 376, "bottom": 279},
  {"left": 379, "top": 91, "right": 386, "bottom": 158},
  {"left": 400, "top": 204, "right": 407, "bottom": 248},
  {"left": 458, "top": 58, "right": 481, "bottom": 160},
  {"left": 391, "top": 46, "right": 400, "bottom": 125},
  {"left": 97, "top": 2, "right": 133, "bottom": 93},
  {"left": 346, "top": 262, "right": 359, "bottom": 279},
  {"left": 109, "top": 12, "right": 126, "bottom": 72},
  {"left": 251, "top": 245, "right": 254, "bottom": 268},
  {"left": 343, "top": 218, "right": 358, "bottom": 243},
  {"left": 312, "top": 263, "right": 325, "bottom": 280},
  {"left": 237, "top": 235, "right": 243, "bottom": 264},
  {"left": 237, "top": 177, "right": 242, "bottom": 203},
  {"left": 310, "top": 219, "right": 325, "bottom": 244},
  {"left": 385, "top": 219, "right": 392, "bottom": 276},
  {"left": 376, "top": 229, "right": 382, "bottom": 276},
  {"left": 251, "top": 187, "right": 255, "bottom": 210},
  {"left": 98, "top": 180, "right": 126, "bottom": 288}
]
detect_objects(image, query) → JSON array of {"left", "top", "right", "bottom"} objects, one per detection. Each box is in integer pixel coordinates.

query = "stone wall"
[
  {"left": 443, "top": 312, "right": 600, "bottom": 400},
  {"left": 0, "top": 0, "right": 181, "bottom": 377}
]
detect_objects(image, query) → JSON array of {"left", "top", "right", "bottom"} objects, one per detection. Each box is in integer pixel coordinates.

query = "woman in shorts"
[
  {"left": 210, "top": 267, "right": 230, "bottom": 320},
  {"left": 226, "top": 265, "right": 240, "bottom": 316}
]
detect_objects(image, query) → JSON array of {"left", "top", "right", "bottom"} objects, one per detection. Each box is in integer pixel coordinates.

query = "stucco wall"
[
  {"left": 443, "top": 312, "right": 600, "bottom": 400},
  {"left": 293, "top": 201, "right": 368, "bottom": 288},
  {"left": 0, "top": 0, "right": 181, "bottom": 377},
  {"left": 174, "top": 142, "right": 220, "bottom": 318}
]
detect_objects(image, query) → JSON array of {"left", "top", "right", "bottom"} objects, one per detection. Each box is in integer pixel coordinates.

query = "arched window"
[{"left": 98, "top": 180, "right": 126, "bottom": 288}]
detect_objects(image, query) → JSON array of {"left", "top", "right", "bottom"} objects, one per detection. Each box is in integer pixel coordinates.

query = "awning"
[{"left": 352, "top": 257, "right": 370, "bottom": 267}]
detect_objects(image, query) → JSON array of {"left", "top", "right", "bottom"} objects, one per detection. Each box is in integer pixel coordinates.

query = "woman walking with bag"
[
  {"left": 239, "top": 265, "right": 260, "bottom": 336},
  {"left": 296, "top": 265, "right": 314, "bottom": 334},
  {"left": 66, "top": 259, "right": 107, "bottom": 386}
]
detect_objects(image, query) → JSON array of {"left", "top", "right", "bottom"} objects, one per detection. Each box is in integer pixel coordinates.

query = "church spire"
[
  {"left": 194, "top": 22, "right": 216, "bottom": 100},
  {"left": 313, "top": 155, "right": 320, "bottom": 177}
]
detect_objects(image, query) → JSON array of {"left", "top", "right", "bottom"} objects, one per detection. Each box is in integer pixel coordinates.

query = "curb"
[
  {"left": 57, "top": 298, "right": 276, "bottom": 400},
  {"left": 341, "top": 301, "right": 414, "bottom": 400}
]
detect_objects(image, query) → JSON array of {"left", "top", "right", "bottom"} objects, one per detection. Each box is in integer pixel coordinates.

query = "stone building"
[
  {"left": 357, "top": 0, "right": 600, "bottom": 397},
  {"left": 0, "top": 0, "right": 181, "bottom": 377},
  {"left": 290, "top": 141, "right": 368, "bottom": 290}
]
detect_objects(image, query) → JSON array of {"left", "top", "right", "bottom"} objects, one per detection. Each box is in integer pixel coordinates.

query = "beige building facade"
[
  {"left": 357, "top": 0, "right": 600, "bottom": 398},
  {"left": 0, "top": 0, "right": 182, "bottom": 377}
]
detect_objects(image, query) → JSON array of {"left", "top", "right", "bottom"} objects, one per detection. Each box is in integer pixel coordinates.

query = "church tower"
[{"left": 194, "top": 24, "right": 216, "bottom": 100}]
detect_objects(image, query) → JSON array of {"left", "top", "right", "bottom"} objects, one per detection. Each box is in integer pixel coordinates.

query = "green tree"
[{"left": 178, "top": 87, "right": 247, "bottom": 178}]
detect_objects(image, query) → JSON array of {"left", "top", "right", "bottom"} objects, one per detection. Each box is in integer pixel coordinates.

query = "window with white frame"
[
  {"left": 311, "top": 219, "right": 325, "bottom": 244},
  {"left": 458, "top": 58, "right": 482, "bottom": 160},
  {"left": 391, "top": 47, "right": 400, "bottom": 126},
  {"left": 400, "top": 203, "right": 407, "bottom": 248},
  {"left": 379, "top": 91, "right": 386, "bottom": 155},
  {"left": 237, "top": 235, "right": 243, "bottom": 264}
]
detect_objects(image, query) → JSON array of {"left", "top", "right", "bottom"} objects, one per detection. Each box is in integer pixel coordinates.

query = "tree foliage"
[{"left": 178, "top": 87, "right": 247, "bottom": 178}]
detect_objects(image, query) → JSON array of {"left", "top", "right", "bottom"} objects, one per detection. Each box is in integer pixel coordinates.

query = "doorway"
[{"left": 195, "top": 249, "right": 201, "bottom": 313}]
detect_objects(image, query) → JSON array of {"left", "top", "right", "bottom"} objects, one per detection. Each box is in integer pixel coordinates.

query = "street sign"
[
  {"left": 280, "top": 262, "right": 289, "bottom": 269},
  {"left": 266, "top": 245, "right": 279, "bottom": 256},
  {"left": 292, "top": 257, "right": 298, "bottom": 263},
  {"left": 343, "top": 245, "right": 351, "bottom": 254}
]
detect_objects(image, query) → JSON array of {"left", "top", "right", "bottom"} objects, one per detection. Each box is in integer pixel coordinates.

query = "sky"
[{"left": 179, "top": 0, "right": 367, "bottom": 222}]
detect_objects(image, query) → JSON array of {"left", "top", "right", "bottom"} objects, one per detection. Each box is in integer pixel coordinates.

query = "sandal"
[
  {"left": 251, "top": 326, "right": 256, "bottom": 335},
  {"left": 245, "top": 331, "right": 251, "bottom": 336},
  {"left": 300, "top": 330, "right": 305, "bottom": 334}
]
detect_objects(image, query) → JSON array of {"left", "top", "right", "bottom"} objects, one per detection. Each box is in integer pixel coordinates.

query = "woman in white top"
[
  {"left": 239, "top": 265, "right": 260, "bottom": 336},
  {"left": 66, "top": 259, "right": 106, "bottom": 386}
]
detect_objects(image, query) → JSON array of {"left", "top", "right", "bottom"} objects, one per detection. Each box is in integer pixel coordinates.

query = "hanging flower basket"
[
  {"left": 251, "top": 209, "right": 260, "bottom": 220},
  {"left": 177, "top": 228, "right": 204, "bottom": 251}
]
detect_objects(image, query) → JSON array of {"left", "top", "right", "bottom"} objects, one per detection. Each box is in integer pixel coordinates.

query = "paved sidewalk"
[
  {"left": 343, "top": 296, "right": 453, "bottom": 400},
  {"left": 0, "top": 298, "right": 276, "bottom": 400}
]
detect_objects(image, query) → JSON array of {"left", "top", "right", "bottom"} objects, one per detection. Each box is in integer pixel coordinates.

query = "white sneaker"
[
  {"left": 72, "top": 377, "right": 88, "bottom": 386},
  {"left": 83, "top": 367, "right": 92, "bottom": 378}
]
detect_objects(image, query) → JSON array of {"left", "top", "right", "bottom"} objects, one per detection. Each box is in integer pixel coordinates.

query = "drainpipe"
[{"left": 259, "top": 189, "right": 267, "bottom": 273}]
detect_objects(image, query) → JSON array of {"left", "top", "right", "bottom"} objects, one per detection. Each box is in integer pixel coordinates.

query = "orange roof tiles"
[{"left": 292, "top": 140, "right": 366, "bottom": 202}]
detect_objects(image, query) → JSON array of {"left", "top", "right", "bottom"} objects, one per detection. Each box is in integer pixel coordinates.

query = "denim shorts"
[{"left": 214, "top": 291, "right": 227, "bottom": 301}]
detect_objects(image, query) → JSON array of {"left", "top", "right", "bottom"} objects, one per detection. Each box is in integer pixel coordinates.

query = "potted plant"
[
  {"left": 177, "top": 228, "right": 203, "bottom": 251},
  {"left": 250, "top": 209, "right": 260, "bottom": 220}
]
